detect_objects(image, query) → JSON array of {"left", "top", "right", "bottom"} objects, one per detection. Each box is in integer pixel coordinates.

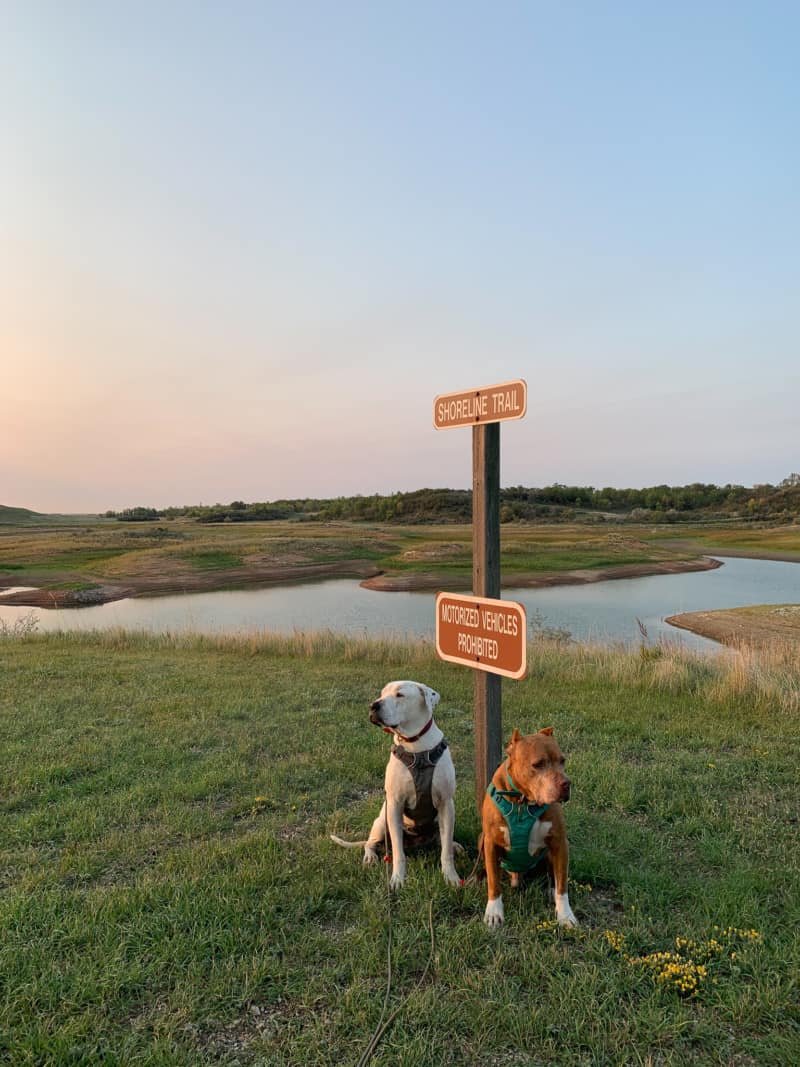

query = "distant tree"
[{"left": 118, "top": 507, "right": 160, "bottom": 522}]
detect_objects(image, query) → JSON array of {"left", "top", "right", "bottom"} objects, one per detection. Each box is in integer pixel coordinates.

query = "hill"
[
  {"left": 0, "top": 505, "right": 94, "bottom": 526},
  {"left": 105, "top": 476, "right": 800, "bottom": 526}
]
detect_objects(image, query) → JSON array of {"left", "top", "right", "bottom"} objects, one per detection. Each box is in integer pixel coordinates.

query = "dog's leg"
[
  {"left": 363, "top": 801, "right": 387, "bottom": 866},
  {"left": 436, "top": 795, "right": 461, "bottom": 887},
  {"left": 549, "top": 835, "right": 578, "bottom": 927},
  {"left": 385, "top": 800, "right": 407, "bottom": 890},
  {"left": 483, "top": 838, "right": 505, "bottom": 927}
]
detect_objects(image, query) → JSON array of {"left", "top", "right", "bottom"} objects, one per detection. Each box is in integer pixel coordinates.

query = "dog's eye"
[{"left": 533, "top": 759, "right": 545, "bottom": 770}]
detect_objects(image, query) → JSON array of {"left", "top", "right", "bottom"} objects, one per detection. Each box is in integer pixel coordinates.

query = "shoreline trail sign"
[
  {"left": 433, "top": 378, "right": 528, "bottom": 808},
  {"left": 433, "top": 379, "right": 527, "bottom": 430}
]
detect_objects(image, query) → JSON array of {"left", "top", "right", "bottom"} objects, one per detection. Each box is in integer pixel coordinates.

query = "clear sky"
[{"left": 3, "top": 2, "right": 798, "bottom": 513}]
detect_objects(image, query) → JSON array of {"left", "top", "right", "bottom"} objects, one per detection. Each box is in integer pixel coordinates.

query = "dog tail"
[{"left": 330, "top": 833, "right": 369, "bottom": 849}]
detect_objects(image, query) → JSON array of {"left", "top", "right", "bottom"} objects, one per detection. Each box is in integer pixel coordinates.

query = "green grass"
[
  {"left": 181, "top": 550, "right": 245, "bottom": 571},
  {"left": 1, "top": 631, "right": 798, "bottom": 1065},
  {"left": 2, "top": 548, "right": 132, "bottom": 573},
  {"left": 648, "top": 525, "right": 800, "bottom": 559}
]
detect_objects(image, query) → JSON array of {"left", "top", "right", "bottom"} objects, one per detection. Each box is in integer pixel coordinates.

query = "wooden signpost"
[{"left": 433, "top": 379, "right": 528, "bottom": 808}]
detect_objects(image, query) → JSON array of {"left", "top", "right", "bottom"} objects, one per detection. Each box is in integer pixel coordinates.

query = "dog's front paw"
[
  {"left": 555, "top": 894, "right": 578, "bottom": 927},
  {"left": 389, "top": 872, "right": 405, "bottom": 891},
  {"left": 483, "top": 897, "right": 504, "bottom": 927},
  {"left": 363, "top": 847, "right": 379, "bottom": 866},
  {"left": 442, "top": 865, "right": 462, "bottom": 888}
]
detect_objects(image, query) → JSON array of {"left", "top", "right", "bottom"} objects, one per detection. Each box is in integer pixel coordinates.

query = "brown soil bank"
[
  {"left": 666, "top": 604, "right": 800, "bottom": 649},
  {"left": 360, "top": 556, "right": 722, "bottom": 592},
  {"left": 0, "top": 560, "right": 382, "bottom": 608}
]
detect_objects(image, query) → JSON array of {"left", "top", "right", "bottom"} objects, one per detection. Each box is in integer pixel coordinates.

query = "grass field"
[
  {"left": 650, "top": 525, "right": 800, "bottom": 559},
  {"left": 1, "top": 629, "right": 798, "bottom": 1065}
]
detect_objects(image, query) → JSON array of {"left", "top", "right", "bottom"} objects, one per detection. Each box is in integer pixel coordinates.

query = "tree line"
[{"left": 104, "top": 476, "right": 800, "bottom": 525}]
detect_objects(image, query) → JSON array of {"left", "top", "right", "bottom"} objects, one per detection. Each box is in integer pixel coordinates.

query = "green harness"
[{"left": 486, "top": 762, "right": 550, "bottom": 873}]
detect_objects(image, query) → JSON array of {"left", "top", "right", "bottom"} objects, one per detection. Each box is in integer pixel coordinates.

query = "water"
[{"left": 2, "top": 556, "right": 799, "bottom": 652}]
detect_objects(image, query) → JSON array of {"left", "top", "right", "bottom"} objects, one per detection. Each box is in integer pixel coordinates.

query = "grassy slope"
[
  {"left": 648, "top": 525, "right": 800, "bottom": 559},
  {"left": 0, "top": 506, "right": 95, "bottom": 527},
  {"left": 0, "top": 506, "right": 42, "bottom": 525},
  {"left": 1, "top": 631, "right": 798, "bottom": 1066}
]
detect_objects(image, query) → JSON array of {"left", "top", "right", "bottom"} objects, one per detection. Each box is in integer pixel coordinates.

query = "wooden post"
[{"left": 472, "top": 421, "right": 502, "bottom": 810}]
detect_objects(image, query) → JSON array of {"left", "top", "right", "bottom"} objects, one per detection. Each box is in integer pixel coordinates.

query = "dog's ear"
[
  {"left": 506, "top": 727, "right": 521, "bottom": 752},
  {"left": 538, "top": 726, "right": 554, "bottom": 736},
  {"left": 420, "top": 685, "right": 440, "bottom": 712}
]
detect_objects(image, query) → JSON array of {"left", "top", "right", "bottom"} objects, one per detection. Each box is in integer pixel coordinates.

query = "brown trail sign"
[
  {"left": 433, "top": 379, "right": 527, "bottom": 430},
  {"left": 436, "top": 592, "right": 526, "bottom": 680},
  {"left": 433, "top": 378, "right": 528, "bottom": 808}
]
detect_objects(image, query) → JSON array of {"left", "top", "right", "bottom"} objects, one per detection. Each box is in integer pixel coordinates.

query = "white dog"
[{"left": 331, "top": 680, "right": 461, "bottom": 889}]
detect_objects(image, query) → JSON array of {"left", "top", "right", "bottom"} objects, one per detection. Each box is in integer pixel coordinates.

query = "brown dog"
[{"left": 480, "top": 727, "right": 577, "bottom": 927}]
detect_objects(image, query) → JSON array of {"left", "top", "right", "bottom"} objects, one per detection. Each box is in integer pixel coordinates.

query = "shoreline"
[
  {"left": 0, "top": 560, "right": 383, "bottom": 609},
  {"left": 666, "top": 604, "right": 800, "bottom": 649},
  {"left": 1, "top": 555, "right": 722, "bottom": 609},
  {"left": 657, "top": 542, "right": 800, "bottom": 566},
  {"left": 360, "top": 555, "right": 722, "bottom": 591}
]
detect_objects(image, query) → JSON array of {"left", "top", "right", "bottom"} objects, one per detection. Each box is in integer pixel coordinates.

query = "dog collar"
[
  {"left": 383, "top": 718, "right": 433, "bottom": 744},
  {"left": 493, "top": 762, "right": 545, "bottom": 806},
  {"left": 490, "top": 762, "right": 524, "bottom": 801}
]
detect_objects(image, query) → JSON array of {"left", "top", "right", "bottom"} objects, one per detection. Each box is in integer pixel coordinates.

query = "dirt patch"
[
  {"left": 0, "top": 584, "right": 135, "bottom": 608},
  {"left": 666, "top": 604, "right": 800, "bottom": 649},
  {"left": 193, "top": 1000, "right": 292, "bottom": 1060},
  {"left": 399, "top": 542, "right": 466, "bottom": 561},
  {"left": 2, "top": 560, "right": 382, "bottom": 608},
  {"left": 361, "top": 570, "right": 471, "bottom": 592},
  {"left": 245, "top": 550, "right": 315, "bottom": 566},
  {"left": 360, "top": 556, "right": 722, "bottom": 592},
  {"left": 243, "top": 537, "right": 398, "bottom": 566}
]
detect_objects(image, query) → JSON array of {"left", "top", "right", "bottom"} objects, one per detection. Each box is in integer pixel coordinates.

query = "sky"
[{"left": 2, "top": 1, "right": 798, "bottom": 513}]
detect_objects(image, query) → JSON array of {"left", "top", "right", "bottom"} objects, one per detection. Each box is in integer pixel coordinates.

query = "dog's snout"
[
  {"left": 369, "top": 698, "right": 383, "bottom": 725},
  {"left": 560, "top": 777, "right": 571, "bottom": 801}
]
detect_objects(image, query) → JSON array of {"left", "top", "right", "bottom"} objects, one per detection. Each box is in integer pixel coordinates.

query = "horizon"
[
  {"left": 3, "top": 3, "right": 798, "bottom": 514},
  {"left": 6, "top": 473, "right": 800, "bottom": 519}
]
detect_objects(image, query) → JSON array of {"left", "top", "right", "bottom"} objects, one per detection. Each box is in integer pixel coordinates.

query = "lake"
[{"left": 2, "top": 556, "right": 799, "bottom": 652}]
